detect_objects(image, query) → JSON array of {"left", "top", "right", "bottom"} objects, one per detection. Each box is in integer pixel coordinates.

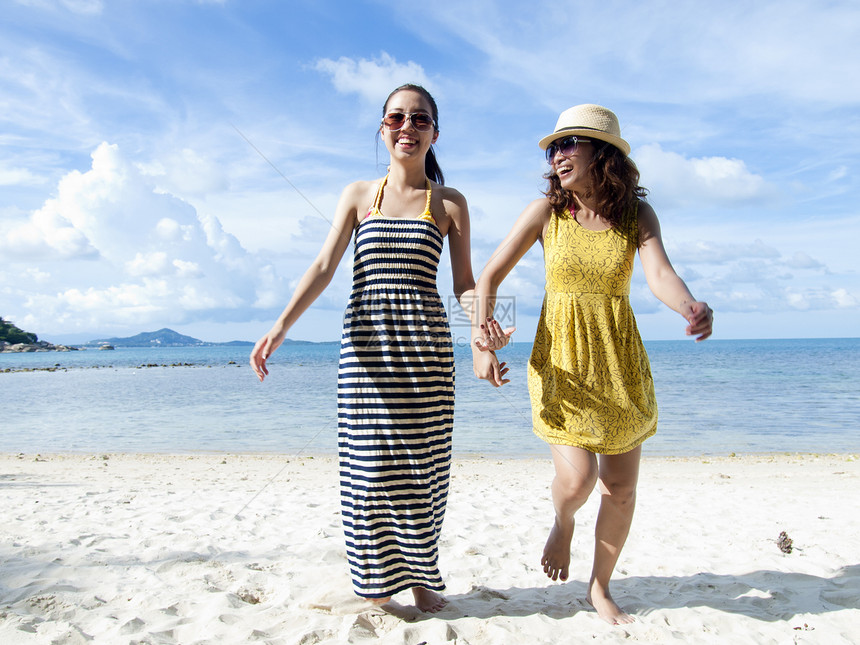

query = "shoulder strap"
[
  {"left": 364, "top": 174, "right": 389, "bottom": 220},
  {"left": 418, "top": 178, "right": 435, "bottom": 222},
  {"left": 372, "top": 174, "right": 388, "bottom": 211}
]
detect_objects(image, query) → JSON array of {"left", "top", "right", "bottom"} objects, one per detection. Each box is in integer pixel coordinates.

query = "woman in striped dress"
[{"left": 250, "top": 84, "right": 476, "bottom": 613}]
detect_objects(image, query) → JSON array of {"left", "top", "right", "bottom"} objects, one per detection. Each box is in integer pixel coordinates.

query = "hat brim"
[{"left": 538, "top": 127, "right": 630, "bottom": 156}]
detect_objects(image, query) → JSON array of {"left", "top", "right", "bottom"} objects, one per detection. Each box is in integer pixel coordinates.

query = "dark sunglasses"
[
  {"left": 382, "top": 111, "right": 436, "bottom": 132},
  {"left": 545, "top": 135, "right": 592, "bottom": 162}
]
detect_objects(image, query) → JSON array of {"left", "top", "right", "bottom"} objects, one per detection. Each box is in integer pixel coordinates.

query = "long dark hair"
[
  {"left": 543, "top": 140, "right": 647, "bottom": 229},
  {"left": 381, "top": 83, "right": 444, "bottom": 185}
]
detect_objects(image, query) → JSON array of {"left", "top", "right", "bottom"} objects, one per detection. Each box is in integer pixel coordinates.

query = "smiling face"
[
  {"left": 549, "top": 136, "right": 595, "bottom": 194},
  {"left": 380, "top": 89, "right": 439, "bottom": 159}
]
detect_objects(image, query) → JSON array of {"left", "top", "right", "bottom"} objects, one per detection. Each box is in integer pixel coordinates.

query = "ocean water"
[{"left": 1, "top": 338, "right": 858, "bottom": 457}]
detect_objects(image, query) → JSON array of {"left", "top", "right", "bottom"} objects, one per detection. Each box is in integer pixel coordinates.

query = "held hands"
[
  {"left": 472, "top": 348, "right": 510, "bottom": 387},
  {"left": 473, "top": 317, "right": 516, "bottom": 352},
  {"left": 249, "top": 328, "right": 286, "bottom": 382},
  {"left": 472, "top": 317, "right": 515, "bottom": 387},
  {"left": 681, "top": 301, "right": 714, "bottom": 342}
]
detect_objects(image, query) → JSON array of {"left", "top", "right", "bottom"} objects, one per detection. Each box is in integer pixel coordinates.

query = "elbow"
[
  {"left": 310, "top": 257, "right": 337, "bottom": 284},
  {"left": 475, "top": 271, "right": 502, "bottom": 294},
  {"left": 314, "top": 247, "right": 342, "bottom": 276},
  {"left": 453, "top": 279, "right": 476, "bottom": 301}
]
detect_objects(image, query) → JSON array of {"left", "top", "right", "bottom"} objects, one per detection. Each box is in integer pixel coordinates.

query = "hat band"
[{"left": 555, "top": 126, "right": 616, "bottom": 136}]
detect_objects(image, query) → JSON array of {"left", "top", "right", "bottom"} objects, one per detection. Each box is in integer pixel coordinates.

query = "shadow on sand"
[{"left": 384, "top": 564, "right": 860, "bottom": 623}]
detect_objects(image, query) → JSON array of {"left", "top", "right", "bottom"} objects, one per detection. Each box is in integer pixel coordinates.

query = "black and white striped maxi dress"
[{"left": 337, "top": 183, "right": 454, "bottom": 599}]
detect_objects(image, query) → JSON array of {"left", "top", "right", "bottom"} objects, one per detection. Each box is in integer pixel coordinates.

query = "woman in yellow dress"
[{"left": 472, "top": 104, "right": 713, "bottom": 624}]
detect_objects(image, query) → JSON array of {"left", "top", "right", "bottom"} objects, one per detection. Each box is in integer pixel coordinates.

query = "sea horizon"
[{"left": 20, "top": 333, "right": 860, "bottom": 348}]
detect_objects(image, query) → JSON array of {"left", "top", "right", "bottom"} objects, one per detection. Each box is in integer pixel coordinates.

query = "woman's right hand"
[
  {"left": 681, "top": 301, "right": 714, "bottom": 342},
  {"left": 250, "top": 329, "right": 286, "bottom": 382}
]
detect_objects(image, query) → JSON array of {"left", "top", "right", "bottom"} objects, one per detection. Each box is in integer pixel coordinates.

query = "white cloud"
[
  {"left": 1, "top": 205, "right": 97, "bottom": 259},
  {"left": 832, "top": 288, "right": 858, "bottom": 308},
  {"left": 783, "top": 285, "right": 854, "bottom": 312},
  {"left": 668, "top": 239, "right": 781, "bottom": 264},
  {"left": 24, "top": 267, "right": 51, "bottom": 283},
  {"left": 421, "top": 0, "right": 860, "bottom": 104},
  {"left": 789, "top": 252, "right": 825, "bottom": 271},
  {"left": 828, "top": 166, "right": 849, "bottom": 182},
  {"left": 60, "top": 0, "right": 102, "bottom": 13},
  {"left": 0, "top": 48, "right": 90, "bottom": 148},
  {"left": 173, "top": 259, "right": 203, "bottom": 279},
  {"left": 155, "top": 217, "right": 190, "bottom": 242},
  {"left": 314, "top": 52, "right": 432, "bottom": 104},
  {"left": 139, "top": 148, "right": 228, "bottom": 197},
  {"left": 636, "top": 144, "right": 770, "bottom": 208},
  {"left": 2, "top": 143, "right": 160, "bottom": 261},
  {"left": 126, "top": 251, "right": 169, "bottom": 277},
  {"left": 0, "top": 142, "right": 288, "bottom": 334},
  {"left": 14, "top": 0, "right": 103, "bottom": 13},
  {"left": 0, "top": 166, "right": 45, "bottom": 186}
]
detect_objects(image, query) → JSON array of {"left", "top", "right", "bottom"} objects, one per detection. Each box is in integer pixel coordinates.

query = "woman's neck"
[
  {"left": 387, "top": 162, "right": 428, "bottom": 189},
  {"left": 571, "top": 193, "right": 597, "bottom": 218}
]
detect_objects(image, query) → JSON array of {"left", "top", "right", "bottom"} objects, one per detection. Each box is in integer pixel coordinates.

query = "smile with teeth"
[
  {"left": 398, "top": 136, "right": 418, "bottom": 146},
  {"left": 556, "top": 164, "right": 573, "bottom": 176}
]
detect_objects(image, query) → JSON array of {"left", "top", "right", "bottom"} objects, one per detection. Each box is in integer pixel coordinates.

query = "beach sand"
[{"left": 1, "top": 452, "right": 857, "bottom": 644}]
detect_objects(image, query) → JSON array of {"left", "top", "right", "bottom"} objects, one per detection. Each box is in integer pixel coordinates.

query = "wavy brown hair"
[{"left": 543, "top": 140, "right": 648, "bottom": 230}]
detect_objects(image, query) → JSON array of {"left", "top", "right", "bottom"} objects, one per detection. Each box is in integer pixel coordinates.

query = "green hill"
[
  {"left": 0, "top": 317, "right": 38, "bottom": 344},
  {"left": 86, "top": 328, "right": 207, "bottom": 347},
  {"left": 84, "top": 328, "right": 261, "bottom": 347}
]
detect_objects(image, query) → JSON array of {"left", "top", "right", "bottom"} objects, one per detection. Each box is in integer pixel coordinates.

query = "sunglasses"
[
  {"left": 545, "top": 136, "right": 592, "bottom": 162},
  {"left": 382, "top": 111, "right": 436, "bottom": 132}
]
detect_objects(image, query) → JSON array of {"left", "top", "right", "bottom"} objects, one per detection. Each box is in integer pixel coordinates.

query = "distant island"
[
  {"left": 1, "top": 320, "right": 330, "bottom": 353},
  {"left": 83, "top": 328, "right": 332, "bottom": 348},
  {"left": 82, "top": 328, "right": 255, "bottom": 348}
]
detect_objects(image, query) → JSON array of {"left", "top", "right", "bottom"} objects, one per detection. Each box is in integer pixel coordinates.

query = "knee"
[
  {"left": 554, "top": 472, "right": 596, "bottom": 507},
  {"left": 599, "top": 478, "right": 637, "bottom": 508}
]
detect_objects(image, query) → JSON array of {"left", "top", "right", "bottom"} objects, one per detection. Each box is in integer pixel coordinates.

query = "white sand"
[{"left": 1, "top": 452, "right": 858, "bottom": 644}]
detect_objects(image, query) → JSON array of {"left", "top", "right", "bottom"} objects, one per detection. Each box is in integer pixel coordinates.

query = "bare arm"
[
  {"left": 637, "top": 201, "right": 713, "bottom": 341},
  {"left": 438, "top": 185, "right": 511, "bottom": 378},
  {"left": 440, "top": 186, "right": 476, "bottom": 305},
  {"left": 249, "top": 182, "right": 364, "bottom": 380},
  {"left": 472, "top": 198, "right": 549, "bottom": 385}
]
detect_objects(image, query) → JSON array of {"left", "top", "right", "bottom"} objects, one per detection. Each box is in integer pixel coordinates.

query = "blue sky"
[{"left": 1, "top": 0, "right": 858, "bottom": 344}]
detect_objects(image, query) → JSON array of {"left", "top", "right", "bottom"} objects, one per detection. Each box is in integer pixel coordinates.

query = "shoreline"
[
  {"left": 4, "top": 450, "right": 859, "bottom": 460},
  {"left": 1, "top": 452, "right": 858, "bottom": 643}
]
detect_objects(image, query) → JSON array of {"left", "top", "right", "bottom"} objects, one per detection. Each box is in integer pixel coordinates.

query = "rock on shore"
[{"left": 0, "top": 340, "right": 80, "bottom": 353}]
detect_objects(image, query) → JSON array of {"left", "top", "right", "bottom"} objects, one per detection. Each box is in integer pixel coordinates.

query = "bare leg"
[
  {"left": 411, "top": 587, "right": 448, "bottom": 612},
  {"left": 542, "top": 445, "right": 598, "bottom": 581},
  {"left": 586, "top": 446, "right": 641, "bottom": 625}
]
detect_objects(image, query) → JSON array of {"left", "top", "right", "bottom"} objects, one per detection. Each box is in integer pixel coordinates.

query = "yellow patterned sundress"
[{"left": 527, "top": 203, "right": 657, "bottom": 454}]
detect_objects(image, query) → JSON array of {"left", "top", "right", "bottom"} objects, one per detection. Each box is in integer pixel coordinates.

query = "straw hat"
[{"left": 538, "top": 104, "right": 630, "bottom": 156}]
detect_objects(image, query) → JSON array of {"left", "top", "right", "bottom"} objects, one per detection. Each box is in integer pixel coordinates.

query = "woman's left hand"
[
  {"left": 473, "top": 317, "right": 516, "bottom": 352},
  {"left": 682, "top": 301, "right": 714, "bottom": 342},
  {"left": 471, "top": 347, "right": 510, "bottom": 387}
]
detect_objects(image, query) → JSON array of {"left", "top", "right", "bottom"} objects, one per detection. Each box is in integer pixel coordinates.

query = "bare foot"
[
  {"left": 541, "top": 517, "right": 574, "bottom": 581},
  {"left": 586, "top": 581, "right": 634, "bottom": 625},
  {"left": 412, "top": 587, "right": 448, "bottom": 613},
  {"left": 368, "top": 596, "right": 392, "bottom": 606}
]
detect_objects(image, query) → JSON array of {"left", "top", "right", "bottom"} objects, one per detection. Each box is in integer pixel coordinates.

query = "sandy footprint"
[
  {"left": 342, "top": 611, "right": 400, "bottom": 641},
  {"left": 304, "top": 591, "right": 383, "bottom": 616}
]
